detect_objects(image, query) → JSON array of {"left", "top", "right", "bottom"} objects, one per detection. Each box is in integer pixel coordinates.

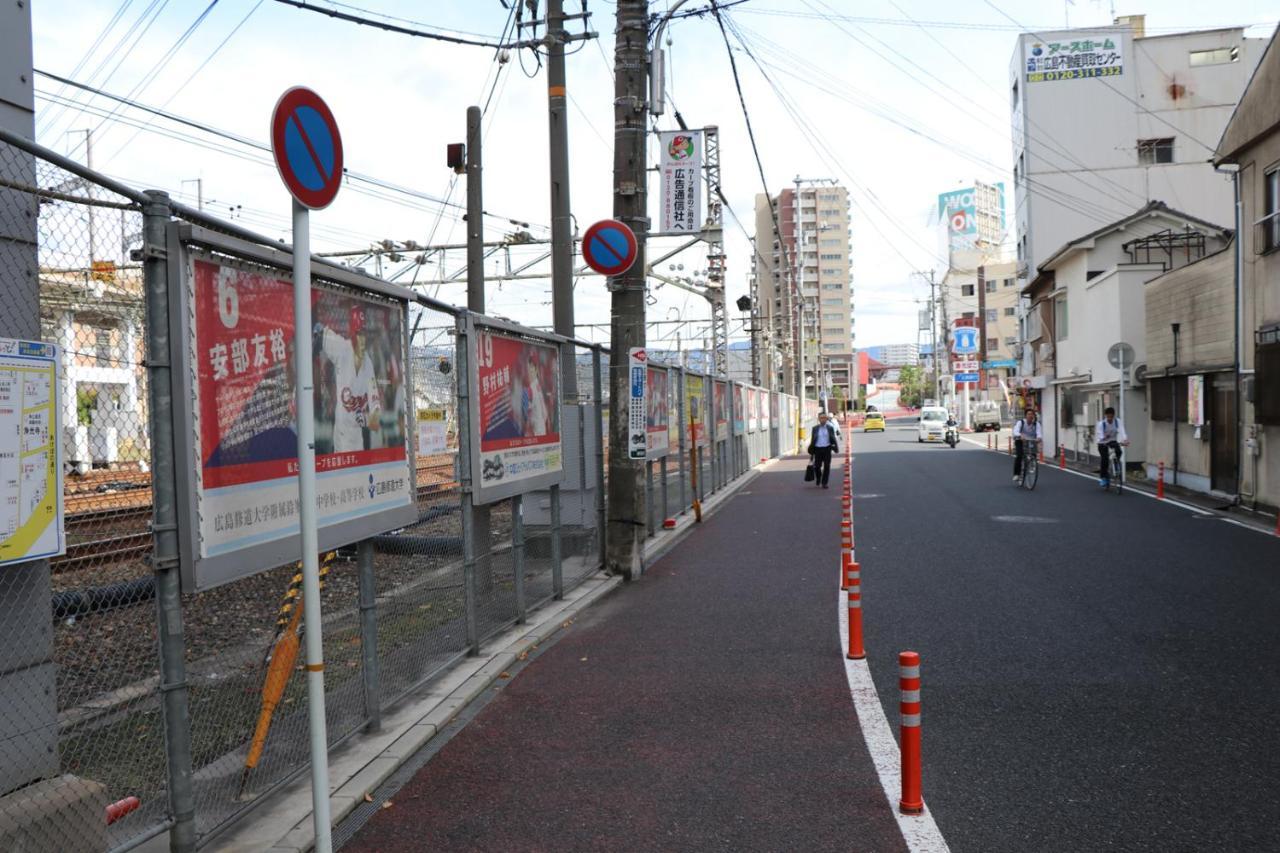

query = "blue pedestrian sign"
[
  {"left": 582, "top": 219, "right": 638, "bottom": 277},
  {"left": 271, "top": 87, "right": 344, "bottom": 210},
  {"left": 952, "top": 326, "right": 979, "bottom": 354}
]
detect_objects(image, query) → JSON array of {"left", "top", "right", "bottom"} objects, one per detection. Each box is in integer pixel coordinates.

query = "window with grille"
[
  {"left": 1137, "top": 138, "right": 1174, "bottom": 165},
  {"left": 961, "top": 284, "right": 975, "bottom": 296}
]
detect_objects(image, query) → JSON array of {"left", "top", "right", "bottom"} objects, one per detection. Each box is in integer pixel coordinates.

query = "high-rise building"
[
  {"left": 753, "top": 183, "right": 854, "bottom": 407},
  {"left": 1010, "top": 15, "right": 1265, "bottom": 279}
]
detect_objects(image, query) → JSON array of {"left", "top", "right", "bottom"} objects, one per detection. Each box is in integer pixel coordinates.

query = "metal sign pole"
[
  {"left": 1118, "top": 349, "right": 1126, "bottom": 488},
  {"left": 291, "top": 199, "right": 333, "bottom": 853}
]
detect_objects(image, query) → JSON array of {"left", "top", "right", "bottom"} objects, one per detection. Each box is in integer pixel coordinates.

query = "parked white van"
[{"left": 917, "top": 406, "right": 949, "bottom": 442}]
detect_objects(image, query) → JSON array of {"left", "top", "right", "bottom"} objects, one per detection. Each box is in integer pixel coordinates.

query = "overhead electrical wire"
[
  {"left": 34, "top": 70, "right": 549, "bottom": 230},
  {"left": 269, "top": 0, "right": 522, "bottom": 48},
  {"left": 37, "top": 0, "right": 137, "bottom": 138}
]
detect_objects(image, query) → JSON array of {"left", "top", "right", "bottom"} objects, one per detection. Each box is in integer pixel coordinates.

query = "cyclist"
[
  {"left": 1012, "top": 408, "right": 1042, "bottom": 482},
  {"left": 1096, "top": 406, "right": 1130, "bottom": 487}
]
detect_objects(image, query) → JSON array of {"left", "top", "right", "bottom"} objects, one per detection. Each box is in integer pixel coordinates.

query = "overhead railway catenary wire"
[{"left": 736, "top": 7, "right": 1272, "bottom": 34}]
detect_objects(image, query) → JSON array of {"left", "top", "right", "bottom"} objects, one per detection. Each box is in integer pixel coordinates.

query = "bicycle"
[
  {"left": 1020, "top": 439, "right": 1039, "bottom": 490},
  {"left": 1101, "top": 441, "right": 1124, "bottom": 495}
]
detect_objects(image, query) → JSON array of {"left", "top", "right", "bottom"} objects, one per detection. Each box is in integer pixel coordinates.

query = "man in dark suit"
[{"left": 807, "top": 411, "right": 841, "bottom": 489}]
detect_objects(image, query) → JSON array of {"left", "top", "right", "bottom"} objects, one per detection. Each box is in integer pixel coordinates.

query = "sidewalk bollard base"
[{"left": 899, "top": 802, "right": 924, "bottom": 815}]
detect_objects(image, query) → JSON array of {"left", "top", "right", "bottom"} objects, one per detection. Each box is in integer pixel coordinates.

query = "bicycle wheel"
[{"left": 1022, "top": 456, "right": 1039, "bottom": 490}]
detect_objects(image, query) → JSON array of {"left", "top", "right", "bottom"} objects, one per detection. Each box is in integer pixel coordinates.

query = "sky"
[{"left": 28, "top": 0, "right": 1279, "bottom": 353}]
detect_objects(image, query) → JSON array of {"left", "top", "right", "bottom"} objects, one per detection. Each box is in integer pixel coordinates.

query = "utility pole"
[
  {"left": 464, "top": 105, "right": 492, "bottom": 584},
  {"left": 977, "top": 264, "right": 988, "bottom": 404},
  {"left": 606, "top": 0, "right": 649, "bottom": 581},
  {"left": 546, "top": 0, "right": 577, "bottom": 396},
  {"left": 70, "top": 129, "right": 96, "bottom": 263},
  {"left": 182, "top": 178, "right": 204, "bottom": 211}
]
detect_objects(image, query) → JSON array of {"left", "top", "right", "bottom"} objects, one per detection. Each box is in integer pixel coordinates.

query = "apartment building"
[
  {"left": 1010, "top": 15, "right": 1265, "bottom": 279},
  {"left": 753, "top": 184, "right": 854, "bottom": 406}
]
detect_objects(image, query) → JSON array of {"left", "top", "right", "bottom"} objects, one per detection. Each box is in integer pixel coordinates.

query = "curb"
[{"left": 212, "top": 457, "right": 784, "bottom": 852}]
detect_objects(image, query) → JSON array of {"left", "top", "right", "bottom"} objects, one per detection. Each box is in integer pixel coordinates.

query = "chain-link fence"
[{"left": 0, "top": 130, "right": 788, "bottom": 852}]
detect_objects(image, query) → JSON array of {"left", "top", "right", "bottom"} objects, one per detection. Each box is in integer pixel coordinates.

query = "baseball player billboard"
[
  {"left": 468, "top": 319, "right": 563, "bottom": 504},
  {"left": 172, "top": 246, "right": 416, "bottom": 590},
  {"left": 646, "top": 365, "right": 670, "bottom": 458}
]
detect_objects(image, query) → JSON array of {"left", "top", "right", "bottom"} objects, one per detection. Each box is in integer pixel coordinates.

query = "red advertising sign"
[
  {"left": 646, "top": 366, "right": 670, "bottom": 457},
  {"left": 714, "top": 381, "right": 728, "bottom": 442},
  {"left": 473, "top": 326, "right": 562, "bottom": 496},
  {"left": 189, "top": 255, "right": 413, "bottom": 568}
]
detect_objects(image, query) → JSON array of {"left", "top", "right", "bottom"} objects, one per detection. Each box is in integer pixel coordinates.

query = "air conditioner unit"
[
  {"left": 1038, "top": 342, "right": 1054, "bottom": 361},
  {"left": 1131, "top": 363, "right": 1148, "bottom": 387}
]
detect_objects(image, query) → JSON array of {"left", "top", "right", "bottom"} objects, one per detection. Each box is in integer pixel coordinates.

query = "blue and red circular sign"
[
  {"left": 582, "top": 219, "right": 638, "bottom": 277},
  {"left": 271, "top": 87, "right": 344, "bottom": 210}
]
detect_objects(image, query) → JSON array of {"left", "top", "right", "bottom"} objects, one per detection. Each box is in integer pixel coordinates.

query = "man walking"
[{"left": 807, "top": 411, "right": 840, "bottom": 489}]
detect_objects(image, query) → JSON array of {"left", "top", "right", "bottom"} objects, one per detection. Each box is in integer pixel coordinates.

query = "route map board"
[{"left": 0, "top": 338, "right": 64, "bottom": 566}]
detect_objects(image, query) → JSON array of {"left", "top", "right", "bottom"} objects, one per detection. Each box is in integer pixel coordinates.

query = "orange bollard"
[
  {"left": 846, "top": 566, "right": 864, "bottom": 660},
  {"left": 1157, "top": 461, "right": 1165, "bottom": 499},
  {"left": 1059, "top": 445, "right": 1066, "bottom": 469},
  {"left": 899, "top": 651, "right": 924, "bottom": 815},
  {"left": 106, "top": 796, "right": 141, "bottom": 826},
  {"left": 840, "top": 520, "right": 853, "bottom": 589}
]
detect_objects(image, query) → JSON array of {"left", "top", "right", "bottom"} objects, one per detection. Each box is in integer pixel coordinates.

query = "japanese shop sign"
[
  {"left": 470, "top": 322, "right": 562, "bottom": 503},
  {"left": 0, "top": 339, "right": 64, "bottom": 566},
  {"left": 1026, "top": 36, "right": 1123, "bottom": 83},
  {"left": 175, "top": 249, "right": 416, "bottom": 590},
  {"left": 659, "top": 130, "right": 702, "bottom": 234}
]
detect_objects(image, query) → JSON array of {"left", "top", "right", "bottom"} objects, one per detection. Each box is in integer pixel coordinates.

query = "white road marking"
[
  {"left": 991, "top": 515, "right": 1058, "bottom": 524},
  {"left": 956, "top": 435, "right": 1280, "bottom": 532},
  {"left": 838, "top": 579, "right": 951, "bottom": 853}
]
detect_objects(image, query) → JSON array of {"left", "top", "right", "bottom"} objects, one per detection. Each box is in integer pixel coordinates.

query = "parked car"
[
  {"left": 973, "top": 401, "right": 1002, "bottom": 432},
  {"left": 917, "top": 406, "right": 949, "bottom": 442},
  {"left": 864, "top": 412, "right": 886, "bottom": 432}
]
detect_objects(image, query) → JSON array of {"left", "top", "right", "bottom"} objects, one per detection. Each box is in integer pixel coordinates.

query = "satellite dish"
[{"left": 1107, "top": 342, "right": 1135, "bottom": 370}]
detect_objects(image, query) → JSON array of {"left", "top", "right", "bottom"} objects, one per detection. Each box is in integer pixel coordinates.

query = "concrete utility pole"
[
  {"left": 546, "top": 0, "right": 577, "bottom": 396},
  {"left": 977, "top": 264, "right": 988, "bottom": 404},
  {"left": 464, "top": 106, "right": 492, "bottom": 582},
  {"left": 606, "top": 0, "right": 649, "bottom": 581}
]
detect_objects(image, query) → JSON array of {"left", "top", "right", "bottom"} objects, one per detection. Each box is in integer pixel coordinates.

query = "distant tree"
[{"left": 898, "top": 364, "right": 926, "bottom": 408}]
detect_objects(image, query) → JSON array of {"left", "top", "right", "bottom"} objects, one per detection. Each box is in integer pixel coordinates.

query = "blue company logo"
[
  {"left": 1031, "top": 44, "right": 1043, "bottom": 56},
  {"left": 952, "top": 327, "right": 979, "bottom": 354},
  {"left": 368, "top": 473, "right": 375, "bottom": 499},
  {"left": 587, "top": 226, "right": 631, "bottom": 270},
  {"left": 283, "top": 105, "right": 336, "bottom": 191}
]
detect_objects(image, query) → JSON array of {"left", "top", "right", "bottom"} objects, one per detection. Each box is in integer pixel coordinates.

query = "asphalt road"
[
  {"left": 853, "top": 418, "right": 1280, "bottom": 852},
  {"left": 345, "top": 454, "right": 907, "bottom": 853}
]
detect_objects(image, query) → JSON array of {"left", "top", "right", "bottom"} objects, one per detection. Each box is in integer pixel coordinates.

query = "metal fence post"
[
  {"left": 357, "top": 539, "right": 381, "bottom": 732},
  {"left": 660, "top": 456, "right": 669, "bottom": 523},
  {"left": 455, "top": 314, "right": 479, "bottom": 655},
  {"left": 592, "top": 347, "right": 606, "bottom": 570},
  {"left": 677, "top": 370, "right": 687, "bottom": 512},
  {"left": 513, "top": 495, "right": 527, "bottom": 624},
  {"left": 645, "top": 461, "right": 655, "bottom": 537},
  {"left": 143, "top": 192, "right": 197, "bottom": 853},
  {"left": 550, "top": 484, "right": 563, "bottom": 600}
]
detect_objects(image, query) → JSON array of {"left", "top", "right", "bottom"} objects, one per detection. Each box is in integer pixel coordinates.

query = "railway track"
[{"left": 53, "top": 532, "right": 153, "bottom": 573}]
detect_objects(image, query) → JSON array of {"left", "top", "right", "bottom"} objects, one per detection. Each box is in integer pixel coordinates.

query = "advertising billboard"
[
  {"left": 470, "top": 321, "right": 563, "bottom": 503},
  {"left": 937, "top": 183, "right": 1006, "bottom": 254},
  {"left": 748, "top": 388, "right": 759, "bottom": 432},
  {"left": 668, "top": 369, "right": 681, "bottom": 449},
  {"left": 713, "top": 381, "right": 728, "bottom": 442},
  {"left": 685, "top": 373, "right": 708, "bottom": 447},
  {"left": 176, "top": 248, "right": 416, "bottom": 590},
  {"left": 646, "top": 365, "right": 670, "bottom": 458},
  {"left": 1026, "top": 36, "right": 1123, "bottom": 83},
  {"left": 658, "top": 130, "right": 702, "bottom": 234},
  {"left": 733, "top": 384, "right": 746, "bottom": 435}
]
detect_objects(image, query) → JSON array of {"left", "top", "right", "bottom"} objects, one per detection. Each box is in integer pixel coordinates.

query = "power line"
[
  {"left": 37, "top": 0, "right": 137, "bottom": 137},
  {"left": 270, "top": 0, "right": 521, "bottom": 48},
  {"left": 33, "top": 70, "right": 549, "bottom": 230},
  {"left": 982, "top": 0, "right": 1224, "bottom": 153}
]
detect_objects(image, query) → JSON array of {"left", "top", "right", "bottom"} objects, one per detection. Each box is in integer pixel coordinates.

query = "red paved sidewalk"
[{"left": 345, "top": 457, "right": 905, "bottom": 852}]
